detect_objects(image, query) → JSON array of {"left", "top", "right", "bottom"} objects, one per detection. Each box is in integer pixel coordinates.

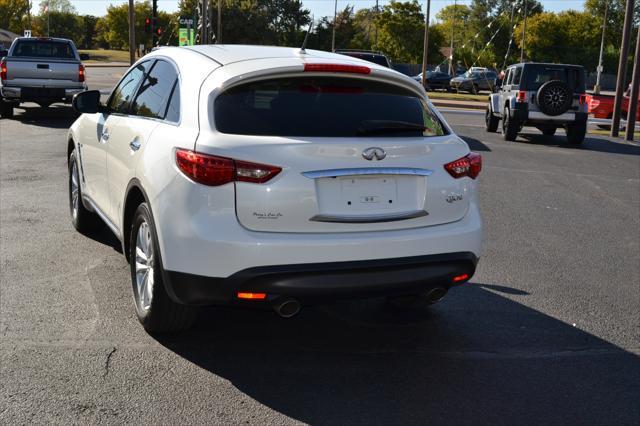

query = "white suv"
[{"left": 68, "top": 46, "right": 482, "bottom": 332}]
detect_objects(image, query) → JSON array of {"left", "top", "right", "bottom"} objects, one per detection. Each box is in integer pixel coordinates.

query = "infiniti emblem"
[{"left": 362, "top": 147, "right": 386, "bottom": 161}]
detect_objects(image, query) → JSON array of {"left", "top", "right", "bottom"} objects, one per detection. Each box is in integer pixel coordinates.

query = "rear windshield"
[
  {"left": 12, "top": 40, "right": 75, "bottom": 59},
  {"left": 214, "top": 77, "right": 446, "bottom": 137},
  {"left": 523, "top": 65, "right": 585, "bottom": 92}
]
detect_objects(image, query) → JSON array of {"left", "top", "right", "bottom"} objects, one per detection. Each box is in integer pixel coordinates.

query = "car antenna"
[{"left": 299, "top": 16, "right": 314, "bottom": 54}]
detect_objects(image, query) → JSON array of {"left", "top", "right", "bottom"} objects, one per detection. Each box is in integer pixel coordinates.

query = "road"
[{"left": 1, "top": 69, "right": 639, "bottom": 424}]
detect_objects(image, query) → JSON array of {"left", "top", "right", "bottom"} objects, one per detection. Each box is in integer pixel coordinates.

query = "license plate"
[{"left": 341, "top": 177, "right": 396, "bottom": 210}]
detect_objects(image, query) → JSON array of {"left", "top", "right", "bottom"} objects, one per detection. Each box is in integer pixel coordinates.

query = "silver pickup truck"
[{"left": 0, "top": 37, "right": 88, "bottom": 118}]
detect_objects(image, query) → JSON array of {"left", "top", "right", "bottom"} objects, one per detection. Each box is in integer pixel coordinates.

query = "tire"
[
  {"left": 566, "top": 121, "right": 586, "bottom": 145},
  {"left": 68, "top": 150, "right": 100, "bottom": 233},
  {"left": 536, "top": 80, "right": 572, "bottom": 116},
  {"left": 539, "top": 125, "right": 556, "bottom": 136},
  {"left": 129, "top": 202, "right": 197, "bottom": 333},
  {"left": 485, "top": 107, "right": 499, "bottom": 132},
  {"left": 502, "top": 108, "right": 519, "bottom": 141},
  {"left": 0, "top": 103, "right": 13, "bottom": 118}
]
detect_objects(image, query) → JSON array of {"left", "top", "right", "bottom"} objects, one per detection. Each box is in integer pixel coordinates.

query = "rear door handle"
[
  {"left": 129, "top": 140, "right": 141, "bottom": 151},
  {"left": 100, "top": 131, "right": 109, "bottom": 142}
]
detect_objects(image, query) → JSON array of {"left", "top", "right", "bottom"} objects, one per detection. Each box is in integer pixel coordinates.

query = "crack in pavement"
[{"left": 102, "top": 347, "right": 117, "bottom": 379}]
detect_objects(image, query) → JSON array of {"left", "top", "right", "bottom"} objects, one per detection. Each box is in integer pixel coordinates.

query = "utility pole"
[
  {"left": 46, "top": 0, "right": 50, "bottom": 37},
  {"left": 331, "top": 0, "right": 337, "bottom": 52},
  {"left": 201, "top": 0, "right": 208, "bottom": 44},
  {"left": 520, "top": 0, "right": 527, "bottom": 63},
  {"left": 611, "top": 0, "right": 635, "bottom": 137},
  {"left": 152, "top": 0, "right": 157, "bottom": 47},
  {"left": 449, "top": 0, "right": 456, "bottom": 76},
  {"left": 502, "top": 2, "right": 516, "bottom": 70},
  {"left": 217, "top": 0, "right": 222, "bottom": 44},
  {"left": 27, "top": 0, "right": 31, "bottom": 31},
  {"left": 624, "top": 27, "right": 639, "bottom": 141},
  {"left": 128, "top": 0, "right": 135, "bottom": 65},
  {"left": 374, "top": 0, "right": 379, "bottom": 47},
  {"left": 594, "top": 1, "right": 608, "bottom": 95},
  {"left": 421, "top": 0, "right": 431, "bottom": 89}
]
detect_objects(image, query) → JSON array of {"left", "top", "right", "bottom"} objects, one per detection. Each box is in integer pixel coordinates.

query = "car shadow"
[
  {"left": 9, "top": 103, "right": 79, "bottom": 129},
  {"left": 518, "top": 132, "right": 640, "bottom": 156},
  {"left": 80, "top": 220, "right": 123, "bottom": 254},
  {"left": 460, "top": 135, "right": 492, "bottom": 152},
  {"left": 155, "top": 283, "right": 639, "bottom": 424}
]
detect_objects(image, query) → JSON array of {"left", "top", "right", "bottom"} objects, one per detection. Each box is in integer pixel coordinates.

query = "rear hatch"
[
  {"left": 6, "top": 39, "right": 80, "bottom": 83},
  {"left": 207, "top": 74, "right": 473, "bottom": 233}
]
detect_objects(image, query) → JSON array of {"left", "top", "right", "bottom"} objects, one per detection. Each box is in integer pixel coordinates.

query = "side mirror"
[
  {"left": 73, "top": 90, "right": 102, "bottom": 114},
  {"left": 79, "top": 53, "right": 90, "bottom": 61}
]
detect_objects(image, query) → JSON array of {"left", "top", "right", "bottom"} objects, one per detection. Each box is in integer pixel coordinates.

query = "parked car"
[
  {"left": 68, "top": 45, "right": 482, "bottom": 332},
  {"left": 413, "top": 71, "right": 452, "bottom": 91},
  {"left": 335, "top": 49, "right": 392, "bottom": 68},
  {"left": 586, "top": 85, "right": 639, "bottom": 129},
  {"left": 485, "top": 62, "right": 588, "bottom": 144},
  {"left": 450, "top": 70, "right": 498, "bottom": 93},
  {"left": 0, "top": 37, "right": 88, "bottom": 118}
]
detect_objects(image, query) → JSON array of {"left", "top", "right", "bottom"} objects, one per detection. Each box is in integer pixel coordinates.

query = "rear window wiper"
[{"left": 357, "top": 120, "right": 426, "bottom": 135}]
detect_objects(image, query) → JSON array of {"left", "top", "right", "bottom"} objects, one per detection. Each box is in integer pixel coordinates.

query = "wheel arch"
[{"left": 122, "top": 179, "right": 151, "bottom": 263}]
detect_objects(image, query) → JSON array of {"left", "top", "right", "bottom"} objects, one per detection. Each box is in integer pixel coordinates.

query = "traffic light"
[
  {"left": 145, "top": 18, "right": 151, "bottom": 33},
  {"left": 156, "top": 27, "right": 162, "bottom": 36}
]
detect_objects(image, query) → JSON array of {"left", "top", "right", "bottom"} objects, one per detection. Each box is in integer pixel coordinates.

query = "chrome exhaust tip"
[
  {"left": 425, "top": 287, "right": 448, "bottom": 304},
  {"left": 273, "top": 299, "right": 301, "bottom": 318}
]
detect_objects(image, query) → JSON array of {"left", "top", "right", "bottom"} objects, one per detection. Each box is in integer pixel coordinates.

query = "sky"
[{"left": 30, "top": 0, "right": 588, "bottom": 22}]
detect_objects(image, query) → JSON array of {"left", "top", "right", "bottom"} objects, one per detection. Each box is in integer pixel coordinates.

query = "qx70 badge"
[{"left": 362, "top": 147, "right": 386, "bottom": 161}]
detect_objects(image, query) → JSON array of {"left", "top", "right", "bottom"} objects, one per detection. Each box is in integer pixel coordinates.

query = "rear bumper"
[
  {"left": 1, "top": 85, "right": 86, "bottom": 102},
  {"left": 163, "top": 252, "right": 478, "bottom": 305}
]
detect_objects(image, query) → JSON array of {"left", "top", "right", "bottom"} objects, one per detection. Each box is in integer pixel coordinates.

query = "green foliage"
[
  {"left": 100, "top": 1, "right": 174, "bottom": 50},
  {"left": 374, "top": 0, "right": 425, "bottom": 63},
  {"left": 38, "top": 0, "right": 75, "bottom": 14},
  {"left": 514, "top": 11, "right": 601, "bottom": 70},
  {"left": 31, "top": 11, "right": 83, "bottom": 42},
  {"left": 0, "top": 0, "right": 29, "bottom": 35}
]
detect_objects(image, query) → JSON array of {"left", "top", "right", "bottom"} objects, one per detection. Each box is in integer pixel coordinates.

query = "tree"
[
  {"left": 0, "top": 0, "right": 29, "bottom": 35},
  {"left": 513, "top": 11, "right": 601, "bottom": 70},
  {"left": 311, "top": 5, "right": 356, "bottom": 51},
  {"left": 375, "top": 0, "right": 425, "bottom": 63},
  {"left": 585, "top": 0, "right": 640, "bottom": 55},
  {"left": 38, "top": 0, "right": 76, "bottom": 14}
]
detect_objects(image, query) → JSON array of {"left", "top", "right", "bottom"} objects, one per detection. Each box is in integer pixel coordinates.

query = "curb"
[
  {"left": 431, "top": 100, "right": 486, "bottom": 110},
  {"left": 84, "top": 62, "right": 130, "bottom": 68}
]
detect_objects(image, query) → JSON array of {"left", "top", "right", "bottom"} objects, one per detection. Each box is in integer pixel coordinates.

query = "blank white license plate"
[{"left": 340, "top": 176, "right": 397, "bottom": 211}]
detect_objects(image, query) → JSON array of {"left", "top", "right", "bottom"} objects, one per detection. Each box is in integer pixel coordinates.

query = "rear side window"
[
  {"left": 131, "top": 59, "right": 178, "bottom": 120},
  {"left": 512, "top": 67, "right": 522, "bottom": 85},
  {"left": 12, "top": 40, "right": 75, "bottom": 59},
  {"left": 214, "top": 77, "right": 446, "bottom": 137}
]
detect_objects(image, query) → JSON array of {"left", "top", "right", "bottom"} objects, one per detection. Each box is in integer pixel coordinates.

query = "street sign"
[{"left": 179, "top": 16, "right": 195, "bottom": 46}]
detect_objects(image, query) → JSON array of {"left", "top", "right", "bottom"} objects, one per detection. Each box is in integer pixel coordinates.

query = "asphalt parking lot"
[{"left": 1, "top": 68, "right": 639, "bottom": 424}]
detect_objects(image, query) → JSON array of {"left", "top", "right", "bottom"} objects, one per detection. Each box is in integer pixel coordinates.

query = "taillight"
[
  {"left": 444, "top": 152, "right": 482, "bottom": 179},
  {"left": 78, "top": 64, "right": 85, "bottom": 82},
  {"left": 175, "top": 149, "right": 281, "bottom": 186},
  {"left": 304, "top": 63, "right": 371, "bottom": 74},
  {"left": 1, "top": 59, "right": 7, "bottom": 80},
  {"left": 579, "top": 94, "right": 587, "bottom": 105},
  {"left": 516, "top": 90, "right": 527, "bottom": 103}
]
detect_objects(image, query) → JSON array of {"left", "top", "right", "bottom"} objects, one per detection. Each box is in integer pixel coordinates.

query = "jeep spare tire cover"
[{"left": 536, "top": 80, "right": 572, "bottom": 116}]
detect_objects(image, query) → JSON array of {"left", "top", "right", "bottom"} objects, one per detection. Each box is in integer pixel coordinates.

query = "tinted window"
[
  {"left": 512, "top": 67, "right": 522, "bottom": 85},
  {"left": 164, "top": 81, "right": 180, "bottom": 123},
  {"left": 523, "top": 65, "right": 585, "bottom": 92},
  {"left": 215, "top": 77, "right": 446, "bottom": 137},
  {"left": 131, "top": 60, "right": 178, "bottom": 119},
  {"left": 107, "top": 62, "right": 150, "bottom": 114},
  {"left": 12, "top": 40, "right": 75, "bottom": 58}
]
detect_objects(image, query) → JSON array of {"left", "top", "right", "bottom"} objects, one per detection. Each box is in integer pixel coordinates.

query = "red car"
[{"left": 587, "top": 86, "right": 640, "bottom": 121}]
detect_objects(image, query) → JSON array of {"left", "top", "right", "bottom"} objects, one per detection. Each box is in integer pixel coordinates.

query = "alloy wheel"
[{"left": 135, "top": 221, "right": 155, "bottom": 310}]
